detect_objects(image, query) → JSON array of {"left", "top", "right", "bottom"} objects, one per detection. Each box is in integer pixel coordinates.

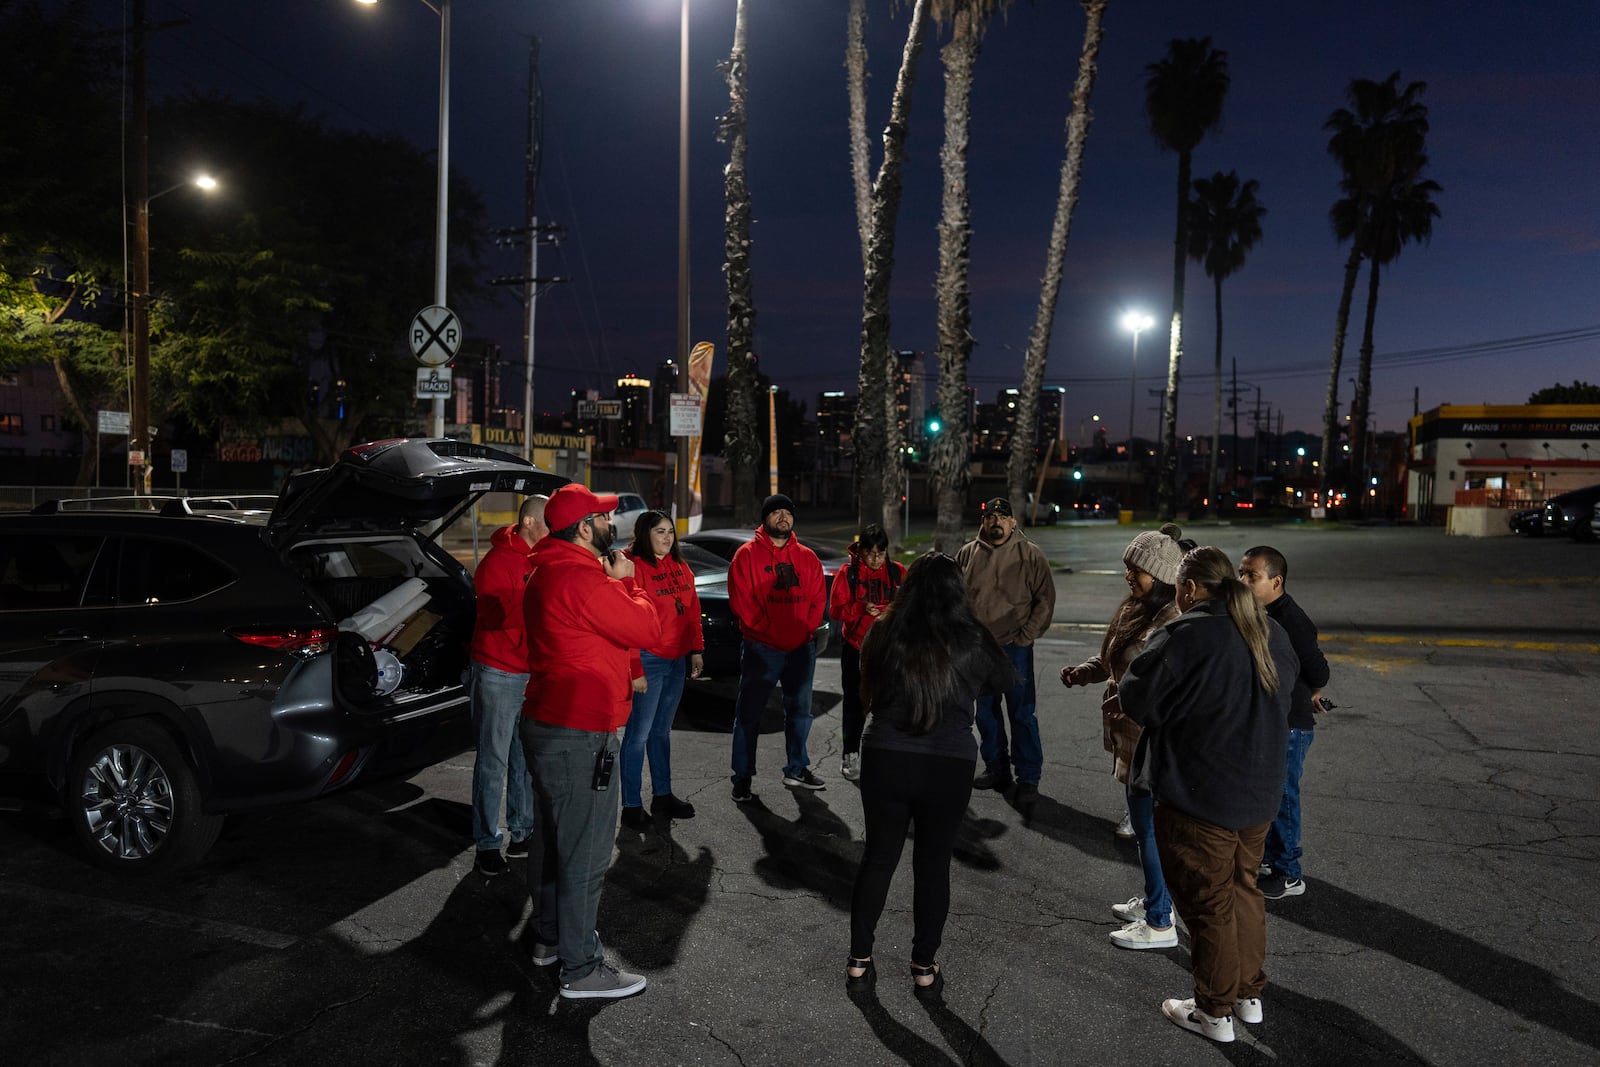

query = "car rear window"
[{"left": 0, "top": 533, "right": 104, "bottom": 610}]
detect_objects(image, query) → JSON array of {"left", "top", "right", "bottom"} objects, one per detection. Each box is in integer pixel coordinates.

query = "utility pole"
[{"left": 130, "top": 0, "right": 150, "bottom": 493}]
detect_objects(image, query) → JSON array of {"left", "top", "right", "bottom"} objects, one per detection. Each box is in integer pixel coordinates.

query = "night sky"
[{"left": 101, "top": 0, "right": 1600, "bottom": 441}]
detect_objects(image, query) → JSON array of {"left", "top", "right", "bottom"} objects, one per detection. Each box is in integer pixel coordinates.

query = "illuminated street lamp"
[
  {"left": 355, "top": 0, "right": 451, "bottom": 438},
  {"left": 1120, "top": 311, "right": 1153, "bottom": 513},
  {"left": 130, "top": 172, "right": 218, "bottom": 492},
  {"left": 673, "top": 0, "right": 692, "bottom": 531}
]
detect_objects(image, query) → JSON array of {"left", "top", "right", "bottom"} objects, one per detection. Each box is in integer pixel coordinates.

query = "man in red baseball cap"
[{"left": 519, "top": 482, "right": 662, "bottom": 999}]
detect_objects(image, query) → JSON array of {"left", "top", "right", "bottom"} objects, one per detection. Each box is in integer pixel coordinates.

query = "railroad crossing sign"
[
  {"left": 409, "top": 305, "right": 461, "bottom": 367},
  {"left": 416, "top": 366, "right": 453, "bottom": 398}
]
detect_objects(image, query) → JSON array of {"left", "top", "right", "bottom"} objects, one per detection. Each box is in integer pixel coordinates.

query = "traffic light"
[
  {"left": 1071, "top": 465, "right": 1083, "bottom": 481},
  {"left": 925, "top": 406, "right": 941, "bottom": 437}
]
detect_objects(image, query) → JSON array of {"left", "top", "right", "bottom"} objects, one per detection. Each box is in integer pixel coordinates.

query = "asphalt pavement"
[{"left": 3, "top": 520, "right": 1599, "bottom": 1065}]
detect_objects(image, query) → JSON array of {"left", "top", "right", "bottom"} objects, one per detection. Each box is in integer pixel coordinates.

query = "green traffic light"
[{"left": 927, "top": 419, "right": 941, "bottom": 434}]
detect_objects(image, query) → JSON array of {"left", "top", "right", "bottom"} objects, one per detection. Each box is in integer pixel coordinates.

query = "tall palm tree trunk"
[
  {"left": 1005, "top": 0, "right": 1107, "bottom": 509},
  {"left": 930, "top": 8, "right": 982, "bottom": 553},
  {"left": 1209, "top": 274, "right": 1223, "bottom": 513},
  {"left": 854, "top": 0, "right": 930, "bottom": 536},
  {"left": 1155, "top": 148, "right": 1192, "bottom": 520},
  {"left": 721, "top": 0, "right": 760, "bottom": 526},
  {"left": 1318, "top": 244, "right": 1362, "bottom": 501},
  {"left": 846, "top": 0, "right": 872, "bottom": 266},
  {"left": 1346, "top": 257, "right": 1381, "bottom": 519}
]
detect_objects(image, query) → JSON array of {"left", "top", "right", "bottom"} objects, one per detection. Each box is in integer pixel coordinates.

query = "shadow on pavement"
[
  {"left": 846, "top": 985, "right": 962, "bottom": 1065},
  {"left": 735, "top": 787, "right": 858, "bottom": 907},
  {"left": 1273, "top": 880, "right": 1600, "bottom": 1054}
]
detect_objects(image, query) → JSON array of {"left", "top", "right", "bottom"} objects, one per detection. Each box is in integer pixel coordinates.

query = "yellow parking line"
[{"left": 1321, "top": 634, "right": 1600, "bottom": 655}]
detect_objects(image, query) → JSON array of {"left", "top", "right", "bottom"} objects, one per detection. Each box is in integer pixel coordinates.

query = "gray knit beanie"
[{"left": 1122, "top": 523, "right": 1184, "bottom": 585}]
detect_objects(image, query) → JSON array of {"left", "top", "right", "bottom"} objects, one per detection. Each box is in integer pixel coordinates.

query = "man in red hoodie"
[
  {"left": 728, "top": 494, "right": 826, "bottom": 801},
  {"left": 519, "top": 484, "right": 661, "bottom": 1000},
  {"left": 467, "top": 494, "right": 548, "bottom": 877}
]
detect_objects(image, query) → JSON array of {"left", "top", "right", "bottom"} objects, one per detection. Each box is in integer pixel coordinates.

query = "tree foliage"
[{"left": 1528, "top": 381, "right": 1600, "bottom": 405}]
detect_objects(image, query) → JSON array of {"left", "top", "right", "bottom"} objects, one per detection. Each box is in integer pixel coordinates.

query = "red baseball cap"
[{"left": 545, "top": 483, "right": 620, "bottom": 531}]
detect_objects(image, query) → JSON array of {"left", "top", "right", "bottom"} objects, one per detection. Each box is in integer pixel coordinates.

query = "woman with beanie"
[
  {"left": 1119, "top": 546, "right": 1298, "bottom": 1044},
  {"left": 845, "top": 553, "right": 1012, "bottom": 998},
  {"left": 1060, "top": 523, "right": 1185, "bottom": 950},
  {"left": 828, "top": 524, "right": 907, "bottom": 782},
  {"left": 618, "top": 511, "right": 703, "bottom": 831}
]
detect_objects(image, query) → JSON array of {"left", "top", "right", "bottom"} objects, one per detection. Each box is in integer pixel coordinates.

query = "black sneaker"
[
  {"left": 651, "top": 793, "right": 696, "bottom": 819},
  {"left": 473, "top": 849, "right": 508, "bottom": 877},
  {"left": 731, "top": 777, "right": 754, "bottom": 803},
  {"left": 782, "top": 768, "right": 826, "bottom": 790},
  {"left": 619, "top": 806, "right": 651, "bottom": 831},
  {"left": 1259, "top": 873, "right": 1306, "bottom": 899},
  {"left": 505, "top": 837, "right": 531, "bottom": 859},
  {"left": 973, "top": 770, "right": 1013, "bottom": 791}
]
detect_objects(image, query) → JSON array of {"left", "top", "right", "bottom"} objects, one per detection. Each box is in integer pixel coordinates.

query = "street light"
[
  {"left": 355, "top": 0, "right": 451, "bottom": 439},
  {"left": 1120, "top": 311, "right": 1153, "bottom": 514},
  {"left": 673, "top": 0, "right": 692, "bottom": 532},
  {"left": 129, "top": 172, "right": 218, "bottom": 493}
]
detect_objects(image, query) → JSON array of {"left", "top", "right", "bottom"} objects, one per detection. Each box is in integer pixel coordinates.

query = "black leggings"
[
  {"left": 848, "top": 747, "right": 974, "bottom": 964},
  {"left": 840, "top": 643, "right": 865, "bottom": 754}
]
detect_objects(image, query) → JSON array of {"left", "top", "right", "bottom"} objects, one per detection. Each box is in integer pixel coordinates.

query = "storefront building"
[{"left": 1406, "top": 404, "right": 1600, "bottom": 524}]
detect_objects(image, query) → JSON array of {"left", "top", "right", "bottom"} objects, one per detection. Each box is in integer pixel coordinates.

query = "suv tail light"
[{"left": 228, "top": 627, "right": 337, "bottom": 658}]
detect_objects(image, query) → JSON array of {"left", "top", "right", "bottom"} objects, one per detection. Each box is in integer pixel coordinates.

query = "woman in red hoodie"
[
  {"left": 619, "top": 510, "right": 704, "bottom": 830},
  {"left": 828, "top": 524, "right": 906, "bottom": 782}
]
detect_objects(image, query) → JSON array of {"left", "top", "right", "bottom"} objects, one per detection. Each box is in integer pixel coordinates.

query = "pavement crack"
[
  {"left": 217, "top": 988, "right": 377, "bottom": 1064},
  {"left": 701, "top": 1023, "right": 748, "bottom": 1066}
]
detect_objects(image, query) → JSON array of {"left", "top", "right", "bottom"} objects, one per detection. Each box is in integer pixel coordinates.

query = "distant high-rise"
[
  {"left": 616, "top": 374, "right": 652, "bottom": 450},
  {"left": 892, "top": 351, "right": 928, "bottom": 448},
  {"left": 817, "top": 390, "right": 855, "bottom": 466}
]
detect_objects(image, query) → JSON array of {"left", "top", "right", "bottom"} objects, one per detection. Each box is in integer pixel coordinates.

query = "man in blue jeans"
[
  {"left": 1240, "top": 546, "right": 1331, "bottom": 899},
  {"left": 727, "top": 494, "right": 827, "bottom": 802},
  {"left": 467, "top": 494, "right": 548, "bottom": 877},
  {"left": 955, "top": 498, "right": 1057, "bottom": 803}
]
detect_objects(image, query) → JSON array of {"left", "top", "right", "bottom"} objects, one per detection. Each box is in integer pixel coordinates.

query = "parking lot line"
[{"left": 0, "top": 883, "right": 298, "bottom": 950}]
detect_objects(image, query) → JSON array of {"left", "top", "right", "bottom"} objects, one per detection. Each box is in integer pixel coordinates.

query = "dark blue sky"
[{"left": 118, "top": 0, "right": 1600, "bottom": 440}]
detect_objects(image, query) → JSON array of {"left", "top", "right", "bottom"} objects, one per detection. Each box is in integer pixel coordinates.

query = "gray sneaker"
[{"left": 559, "top": 962, "right": 647, "bottom": 1000}]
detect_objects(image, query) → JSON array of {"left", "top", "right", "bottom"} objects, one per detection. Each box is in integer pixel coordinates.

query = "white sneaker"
[
  {"left": 1161, "top": 997, "right": 1235, "bottom": 1043},
  {"left": 1109, "top": 919, "right": 1178, "bottom": 950},
  {"left": 1258, "top": 861, "right": 1272, "bottom": 878},
  {"left": 1111, "top": 895, "right": 1145, "bottom": 922},
  {"left": 841, "top": 752, "right": 861, "bottom": 781},
  {"left": 1235, "top": 997, "right": 1263, "bottom": 1024},
  {"left": 1114, "top": 812, "right": 1135, "bottom": 839}
]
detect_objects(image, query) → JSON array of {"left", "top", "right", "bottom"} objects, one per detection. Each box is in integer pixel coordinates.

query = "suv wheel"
[{"left": 69, "top": 722, "right": 224, "bottom": 873}]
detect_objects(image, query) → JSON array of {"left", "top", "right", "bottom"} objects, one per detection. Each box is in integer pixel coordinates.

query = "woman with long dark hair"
[
  {"left": 1120, "top": 546, "right": 1298, "bottom": 1045},
  {"left": 617, "top": 510, "right": 703, "bottom": 831},
  {"left": 1061, "top": 524, "right": 1185, "bottom": 950},
  {"left": 845, "top": 553, "right": 1011, "bottom": 997}
]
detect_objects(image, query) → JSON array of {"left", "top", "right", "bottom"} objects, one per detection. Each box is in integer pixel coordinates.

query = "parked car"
[
  {"left": 1508, "top": 507, "right": 1543, "bottom": 536},
  {"left": 597, "top": 491, "right": 650, "bottom": 539},
  {"left": 680, "top": 527, "right": 846, "bottom": 657},
  {"left": 1071, "top": 494, "right": 1120, "bottom": 520},
  {"left": 0, "top": 438, "right": 564, "bottom": 872},
  {"left": 1021, "top": 493, "right": 1060, "bottom": 526},
  {"left": 679, "top": 543, "right": 741, "bottom": 679},
  {"left": 1541, "top": 483, "right": 1600, "bottom": 541}
]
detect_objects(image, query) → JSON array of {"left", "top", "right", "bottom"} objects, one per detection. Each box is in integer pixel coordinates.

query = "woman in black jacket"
[
  {"left": 1120, "top": 546, "right": 1298, "bottom": 1045},
  {"left": 845, "top": 553, "right": 1012, "bottom": 998}
]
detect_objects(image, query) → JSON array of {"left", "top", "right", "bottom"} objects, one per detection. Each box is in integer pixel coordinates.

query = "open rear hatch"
[{"left": 266, "top": 438, "right": 566, "bottom": 547}]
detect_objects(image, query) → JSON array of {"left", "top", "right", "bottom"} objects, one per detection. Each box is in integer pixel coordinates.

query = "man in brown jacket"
[{"left": 955, "top": 497, "right": 1056, "bottom": 800}]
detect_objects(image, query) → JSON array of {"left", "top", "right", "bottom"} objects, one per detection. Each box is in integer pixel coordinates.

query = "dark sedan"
[{"left": 1542, "top": 483, "right": 1600, "bottom": 541}]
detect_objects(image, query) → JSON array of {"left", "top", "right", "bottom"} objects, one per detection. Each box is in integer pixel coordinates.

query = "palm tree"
[
  {"left": 927, "top": 0, "right": 1011, "bottom": 553},
  {"left": 1185, "top": 170, "right": 1265, "bottom": 515},
  {"left": 719, "top": 0, "right": 761, "bottom": 525},
  {"left": 1342, "top": 160, "right": 1441, "bottom": 515},
  {"left": 1004, "top": 0, "right": 1109, "bottom": 512},
  {"left": 1143, "top": 37, "right": 1229, "bottom": 519},
  {"left": 851, "top": 0, "right": 932, "bottom": 541},
  {"left": 1318, "top": 73, "right": 1429, "bottom": 505}
]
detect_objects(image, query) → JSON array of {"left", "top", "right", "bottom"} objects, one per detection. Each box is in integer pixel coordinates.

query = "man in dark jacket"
[
  {"left": 1240, "top": 546, "right": 1331, "bottom": 899},
  {"left": 727, "top": 494, "right": 826, "bottom": 801},
  {"left": 467, "top": 494, "right": 548, "bottom": 877}
]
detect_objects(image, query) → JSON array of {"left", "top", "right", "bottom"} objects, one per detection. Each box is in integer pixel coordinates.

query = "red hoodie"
[
  {"left": 522, "top": 537, "right": 662, "bottom": 731},
  {"left": 625, "top": 549, "right": 705, "bottom": 659},
  {"left": 728, "top": 527, "right": 825, "bottom": 653},
  {"left": 827, "top": 546, "right": 907, "bottom": 650},
  {"left": 469, "top": 525, "right": 536, "bottom": 673}
]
